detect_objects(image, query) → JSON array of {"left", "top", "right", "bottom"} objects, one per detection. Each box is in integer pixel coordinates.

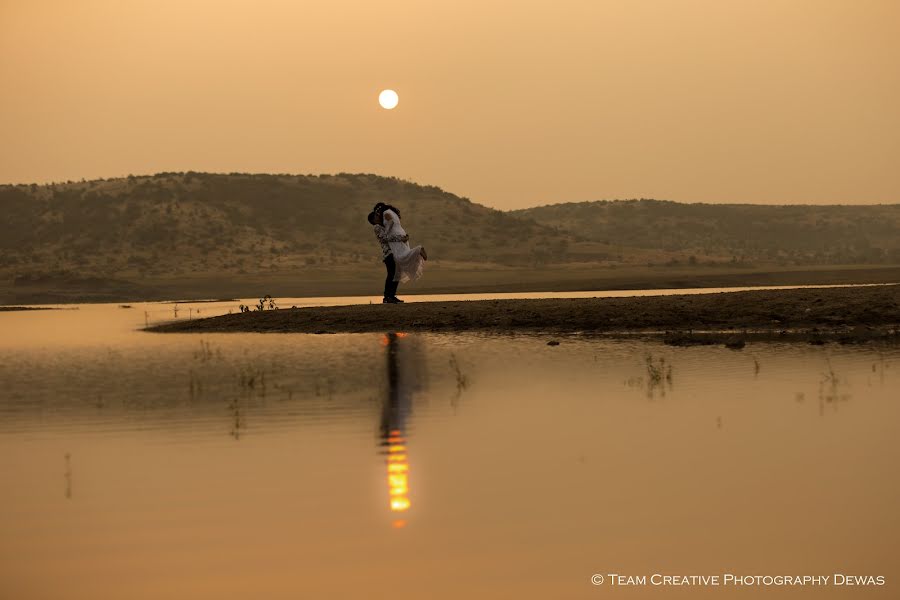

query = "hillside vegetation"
[
  {"left": 513, "top": 200, "right": 900, "bottom": 266},
  {"left": 1, "top": 173, "right": 898, "bottom": 302},
  {"left": 0, "top": 172, "right": 558, "bottom": 280}
]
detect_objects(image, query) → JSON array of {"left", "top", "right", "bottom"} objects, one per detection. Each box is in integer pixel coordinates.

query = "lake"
[{"left": 0, "top": 292, "right": 897, "bottom": 599}]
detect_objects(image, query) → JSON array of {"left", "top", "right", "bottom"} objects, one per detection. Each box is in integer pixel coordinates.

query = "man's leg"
[{"left": 383, "top": 254, "right": 398, "bottom": 299}]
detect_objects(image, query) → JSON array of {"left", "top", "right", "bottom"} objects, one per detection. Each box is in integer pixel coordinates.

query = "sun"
[{"left": 379, "top": 89, "right": 399, "bottom": 110}]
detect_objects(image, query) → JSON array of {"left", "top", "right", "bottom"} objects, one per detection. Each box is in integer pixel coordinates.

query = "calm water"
[{"left": 1, "top": 296, "right": 898, "bottom": 599}]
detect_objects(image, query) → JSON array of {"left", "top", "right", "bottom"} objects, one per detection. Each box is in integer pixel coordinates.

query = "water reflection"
[
  {"left": 379, "top": 333, "right": 421, "bottom": 527},
  {"left": 63, "top": 452, "right": 72, "bottom": 500},
  {"left": 0, "top": 317, "right": 898, "bottom": 598}
]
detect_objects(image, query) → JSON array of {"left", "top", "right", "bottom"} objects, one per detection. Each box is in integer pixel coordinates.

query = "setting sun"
[{"left": 378, "top": 89, "right": 399, "bottom": 110}]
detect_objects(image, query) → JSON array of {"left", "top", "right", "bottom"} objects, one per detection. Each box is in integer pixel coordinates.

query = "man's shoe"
[
  {"left": 383, "top": 297, "right": 399, "bottom": 304},
  {"left": 391, "top": 296, "right": 405, "bottom": 303}
]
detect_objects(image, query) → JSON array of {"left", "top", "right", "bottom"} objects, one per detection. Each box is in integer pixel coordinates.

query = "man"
[{"left": 368, "top": 205, "right": 409, "bottom": 303}]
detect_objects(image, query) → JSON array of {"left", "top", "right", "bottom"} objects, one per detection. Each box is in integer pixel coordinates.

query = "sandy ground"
[{"left": 150, "top": 284, "right": 900, "bottom": 343}]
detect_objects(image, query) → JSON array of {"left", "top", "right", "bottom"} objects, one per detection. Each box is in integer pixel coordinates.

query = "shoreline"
[
  {"left": 148, "top": 284, "right": 900, "bottom": 343},
  {"left": 5, "top": 264, "right": 900, "bottom": 306}
]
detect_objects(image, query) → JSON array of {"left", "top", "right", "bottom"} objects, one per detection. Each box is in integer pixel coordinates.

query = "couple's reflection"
[{"left": 379, "top": 332, "right": 423, "bottom": 528}]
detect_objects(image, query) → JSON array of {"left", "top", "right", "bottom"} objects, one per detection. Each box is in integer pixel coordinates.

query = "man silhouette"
[{"left": 368, "top": 204, "right": 409, "bottom": 303}]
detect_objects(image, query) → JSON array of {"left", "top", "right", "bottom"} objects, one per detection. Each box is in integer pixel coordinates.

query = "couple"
[{"left": 367, "top": 202, "right": 427, "bottom": 303}]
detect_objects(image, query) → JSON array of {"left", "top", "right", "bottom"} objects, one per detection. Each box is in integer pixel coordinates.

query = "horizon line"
[{"left": 2, "top": 171, "right": 897, "bottom": 209}]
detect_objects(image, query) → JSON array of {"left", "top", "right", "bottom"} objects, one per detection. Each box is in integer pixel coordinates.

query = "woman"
[
  {"left": 368, "top": 204, "right": 426, "bottom": 304},
  {"left": 380, "top": 205, "right": 427, "bottom": 284}
]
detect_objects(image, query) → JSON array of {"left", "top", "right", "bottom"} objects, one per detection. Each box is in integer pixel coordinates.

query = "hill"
[
  {"left": 0, "top": 173, "right": 574, "bottom": 301},
  {"left": 1, "top": 174, "right": 898, "bottom": 303},
  {"left": 512, "top": 199, "right": 900, "bottom": 266},
  {"left": 0, "top": 172, "right": 558, "bottom": 274}
]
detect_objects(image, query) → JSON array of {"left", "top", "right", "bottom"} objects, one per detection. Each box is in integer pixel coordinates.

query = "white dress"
[{"left": 382, "top": 209, "right": 426, "bottom": 283}]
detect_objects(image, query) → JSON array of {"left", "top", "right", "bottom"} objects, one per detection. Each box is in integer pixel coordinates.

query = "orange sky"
[{"left": 1, "top": 0, "right": 898, "bottom": 209}]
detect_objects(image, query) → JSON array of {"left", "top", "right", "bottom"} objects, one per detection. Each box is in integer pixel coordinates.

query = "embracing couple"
[{"left": 367, "top": 202, "right": 428, "bottom": 304}]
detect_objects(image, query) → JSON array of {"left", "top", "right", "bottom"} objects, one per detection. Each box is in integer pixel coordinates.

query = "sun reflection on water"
[
  {"left": 387, "top": 429, "right": 411, "bottom": 516},
  {"left": 380, "top": 333, "right": 418, "bottom": 526}
]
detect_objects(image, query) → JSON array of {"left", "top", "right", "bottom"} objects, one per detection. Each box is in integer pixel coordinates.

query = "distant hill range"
[
  {"left": 512, "top": 200, "right": 900, "bottom": 265},
  {"left": 1, "top": 172, "right": 898, "bottom": 302}
]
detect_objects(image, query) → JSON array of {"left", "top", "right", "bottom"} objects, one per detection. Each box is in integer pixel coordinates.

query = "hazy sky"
[{"left": 1, "top": 0, "right": 898, "bottom": 209}]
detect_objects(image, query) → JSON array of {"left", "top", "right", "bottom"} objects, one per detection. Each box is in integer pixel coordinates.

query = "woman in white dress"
[{"left": 380, "top": 206, "right": 427, "bottom": 283}]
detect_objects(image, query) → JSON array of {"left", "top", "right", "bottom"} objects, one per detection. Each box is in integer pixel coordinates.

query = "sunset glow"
[
  {"left": 1, "top": 2, "right": 898, "bottom": 597},
  {"left": 3, "top": 2, "right": 897, "bottom": 206}
]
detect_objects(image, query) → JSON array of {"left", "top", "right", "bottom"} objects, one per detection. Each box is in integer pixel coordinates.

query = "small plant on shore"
[
  {"left": 257, "top": 295, "right": 277, "bottom": 311},
  {"left": 239, "top": 294, "right": 278, "bottom": 313}
]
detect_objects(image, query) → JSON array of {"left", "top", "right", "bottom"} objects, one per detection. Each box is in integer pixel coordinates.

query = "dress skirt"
[{"left": 388, "top": 242, "right": 426, "bottom": 283}]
